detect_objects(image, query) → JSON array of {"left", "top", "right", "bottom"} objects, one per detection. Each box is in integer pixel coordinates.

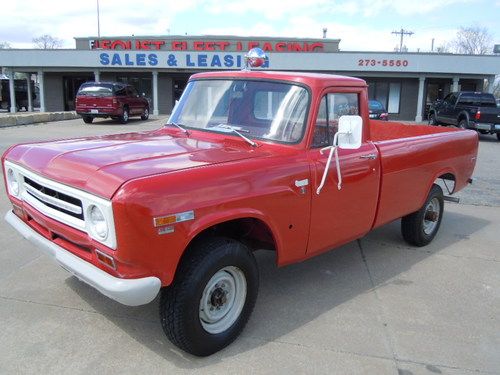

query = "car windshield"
[
  {"left": 168, "top": 79, "right": 310, "bottom": 144},
  {"left": 78, "top": 84, "right": 114, "bottom": 97},
  {"left": 369, "top": 100, "right": 384, "bottom": 110}
]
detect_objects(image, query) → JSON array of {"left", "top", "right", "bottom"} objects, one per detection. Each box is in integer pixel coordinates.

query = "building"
[{"left": 0, "top": 35, "right": 498, "bottom": 121}]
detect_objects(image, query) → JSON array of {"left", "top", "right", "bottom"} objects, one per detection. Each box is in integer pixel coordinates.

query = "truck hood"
[{"left": 6, "top": 128, "right": 261, "bottom": 199}]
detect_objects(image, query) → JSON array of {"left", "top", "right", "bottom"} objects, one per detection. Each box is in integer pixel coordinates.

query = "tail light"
[
  {"left": 475, "top": 110, "right": 481, "bottom": 120},
  {"left": 112, "top": 98, "right": 118, "bottom": 106}
]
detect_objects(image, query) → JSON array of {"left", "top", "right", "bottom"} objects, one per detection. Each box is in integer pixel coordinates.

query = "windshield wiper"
[
  {"left": 166, "top": 122, "right": 189, "bottom": 135},
  {"left": 214, "top": 124, "right": 257, "bottom": 147}
]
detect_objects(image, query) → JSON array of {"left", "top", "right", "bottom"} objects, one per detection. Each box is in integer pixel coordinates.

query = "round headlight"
[
  {"left": 7, "top": 168, "right": 19, "bottom": 196},
  {"left": 88, "top": 205, "right": 108, "bottom": 240}
]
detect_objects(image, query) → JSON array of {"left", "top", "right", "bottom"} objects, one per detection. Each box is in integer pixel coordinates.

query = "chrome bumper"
[{"left": 5, "top": 210, "right": 161, "bottom": 306}]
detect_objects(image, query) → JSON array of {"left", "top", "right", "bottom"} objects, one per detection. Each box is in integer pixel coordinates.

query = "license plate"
[
  {"left": 369, "top": 114, "right": 377, "bottom": 118},
  {"left": 90, "top": 109, "right": 98, "bottom": 114}
]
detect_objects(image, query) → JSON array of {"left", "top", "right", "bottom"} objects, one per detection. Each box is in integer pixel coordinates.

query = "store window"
[{"left": 367, "top": 81, "right": 401, "bottom": 114}]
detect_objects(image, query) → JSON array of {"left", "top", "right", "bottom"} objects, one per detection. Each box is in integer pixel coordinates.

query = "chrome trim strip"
[{"left": 23, "top": 183, "right": 83, "bottom": 215}]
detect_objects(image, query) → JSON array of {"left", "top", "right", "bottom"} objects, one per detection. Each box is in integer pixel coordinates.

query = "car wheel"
[
  {"left": 82, "top": 115, "right": 93, "bottom": 124},
  {"left": 140, "top": 107, "right": 149, "bottom": 121},
  {"left": 119, "top": 107, "right": 129, "bottom": 124},
  {"left": 160, "top": 237, "right": 259, "bottom": 357},
  {"left": 401, "top": 184, "right": 444, "bottom": 247},
  {"left": 458, "top": 119, "right": 468, "bottom": 129},
  {"left": 497, "top": 133, "right": 500, "bottom": 141},
  {"left": 428, "top": 113, "right": 438, "bottom": 125}
]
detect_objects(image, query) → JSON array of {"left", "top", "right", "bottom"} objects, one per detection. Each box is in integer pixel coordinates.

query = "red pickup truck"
[{"left": 3, "top": 67, "right": 477, "bottom": 356}]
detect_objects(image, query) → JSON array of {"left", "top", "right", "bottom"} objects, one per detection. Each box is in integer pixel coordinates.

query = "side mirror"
[{"left": 336, "top": 115, "right": 362, "bottom": 149}]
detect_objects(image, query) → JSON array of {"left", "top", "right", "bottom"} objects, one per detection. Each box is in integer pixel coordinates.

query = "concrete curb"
[{"left": 0, "top": 111, "right": 80, "bottom": 127}]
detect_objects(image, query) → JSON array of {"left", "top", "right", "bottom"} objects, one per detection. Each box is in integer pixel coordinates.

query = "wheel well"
[
  {"left": 457, "top": 113, "right": 468, "bottom": 123},
  {"left": 189, "top": 218, "right": 276, "bottom": 252},
  {"left": 436, "top": 173, "right": 456, "bottom": 194},
  {"left": 173, "top": 218, "right": 277, "bottom": 282}
]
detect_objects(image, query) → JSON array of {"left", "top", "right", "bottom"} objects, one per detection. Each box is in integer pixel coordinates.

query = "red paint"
[
  {"left": 91, "top": 39, "right": 325, "bottom": 52},
  {"left": 2, "top": 70, "right": 478, "bottom": 288}
]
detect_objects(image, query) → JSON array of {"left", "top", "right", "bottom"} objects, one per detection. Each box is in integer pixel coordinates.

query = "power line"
[{"left": 392, "top": 28, "right": 414, "bottom": 52}]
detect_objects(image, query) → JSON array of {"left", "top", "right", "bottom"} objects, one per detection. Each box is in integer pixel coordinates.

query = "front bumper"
[{"left": 5, "top": 210, "right": 161, "bottom": 306}]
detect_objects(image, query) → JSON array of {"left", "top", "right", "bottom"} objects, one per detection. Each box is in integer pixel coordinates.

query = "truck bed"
[
  {"left": 369, "top": 120, "right": 478, "bottom": 229},
  {"left": 369, "top": 120, "right": 461, "bottom": 141}
]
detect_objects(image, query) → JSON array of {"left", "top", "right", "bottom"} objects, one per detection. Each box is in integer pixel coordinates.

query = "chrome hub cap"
[
  {"left": 423, "top": 198, "right": 440, "bottom": 235},
  {"left": 144, "top": 108, "right": 149, "bottom": 117},
  {"left": 123, "top": 111, "right": 128, "bottom": 121},
  {"left": 199, "top": 266, "right": 246, "bottom": 334}
]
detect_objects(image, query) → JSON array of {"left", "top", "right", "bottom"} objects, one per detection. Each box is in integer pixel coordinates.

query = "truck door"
[
  {"left": 437, "top": 93, "right": 458, "bottom": 124},
  {"left": 306, "top": 91, "right": 380, "bottom": 255}
]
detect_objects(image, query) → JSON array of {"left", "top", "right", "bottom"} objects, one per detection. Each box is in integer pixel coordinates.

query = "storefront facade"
[{"left": 1, "top": 35, "right": 498, "bottom": 121}]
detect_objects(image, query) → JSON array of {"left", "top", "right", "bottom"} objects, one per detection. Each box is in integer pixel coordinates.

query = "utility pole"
[
  {"left": 97, "top": 0, "right": 101, "bottom": 38},
  {"left": 392, "top": 28, "right": 414, "bottom": 52}
]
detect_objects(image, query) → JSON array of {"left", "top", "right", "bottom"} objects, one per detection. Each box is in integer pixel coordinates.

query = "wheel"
[
  {"left": 140, "top": 107, "right": 149, "bottom": 121},
  {"left": 82, "top": 115, "right": 93, "bottom": 124},
  {"left": 401, "top": 184, "right": 444, "bottom": 247},
  {"left": 458, "top": 119, "right": 468, "bottom": 129},
  {"left": 428, "top": 113, "right": 438, "bottom": 125},
  {"left": 119, "top": 107, "right": 129, "bottom": 124},
  {"left": 160, "top": 237, "right": 258, "bottom": 356},
  {"left": 496, "top": 133, "right": 500, "bottom": 141}
]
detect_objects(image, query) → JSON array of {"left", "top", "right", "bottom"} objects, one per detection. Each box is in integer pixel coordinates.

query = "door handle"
[{"left": 359, "top": 153, "right": 377, "bottom": 160}]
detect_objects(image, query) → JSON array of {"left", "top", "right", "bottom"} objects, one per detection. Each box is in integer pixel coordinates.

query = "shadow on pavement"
[{"left": 67, "top": 210, "right": 489, "bottom": 368}]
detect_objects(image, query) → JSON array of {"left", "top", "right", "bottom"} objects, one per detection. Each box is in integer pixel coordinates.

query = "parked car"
[
  {"left": 428, "top": 91, "right": 500, "bottom": 140},
  {"left": 75, "top": 82, "right": 149, "bottom": 124},
  {"left": 4, "top": 67, "right": 478, "bottom": 356},
  {"left": 368, "top": 99, "right": 389, "bottom": 120}
]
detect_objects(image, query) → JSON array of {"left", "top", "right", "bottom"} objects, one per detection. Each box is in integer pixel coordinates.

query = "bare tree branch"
[
  {"left": 32, "top": 34, "right": 63, "bottom": 49},
  {"left": 452, "top": 26, "right": 493, "bottom": 55},
  {"left": 0, "top": 41, "right": 12, "bottom": 49}
]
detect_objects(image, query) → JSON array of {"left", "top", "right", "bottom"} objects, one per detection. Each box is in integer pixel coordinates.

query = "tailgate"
[
  {"left": 477, "top": 107, "right": 500, "bottom": 124},
  {"left": 76, "top": 95, "right": 115, "bottom": 110}
]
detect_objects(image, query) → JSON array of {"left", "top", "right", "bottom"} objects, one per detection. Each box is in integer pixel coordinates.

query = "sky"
[{"left": 0, "top": 0, "right": 499, "bottom": 52}]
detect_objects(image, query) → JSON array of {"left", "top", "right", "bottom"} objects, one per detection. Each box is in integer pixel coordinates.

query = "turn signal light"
[{"left": 95, "top": 250, "right": 116, "bottom": 269}]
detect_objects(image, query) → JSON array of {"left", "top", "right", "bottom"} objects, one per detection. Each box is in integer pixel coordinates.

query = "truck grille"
[{"left": 23, "top": 177, "right": 84, "bottom": 220}]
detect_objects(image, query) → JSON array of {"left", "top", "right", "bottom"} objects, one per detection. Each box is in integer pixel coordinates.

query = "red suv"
[{"left": 75, "top": 82, "right": 150, "bottom": 124}]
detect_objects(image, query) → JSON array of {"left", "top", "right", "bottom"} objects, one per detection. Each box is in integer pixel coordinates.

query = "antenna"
[{"left": 391, "top": 28, "right": 414, "bottom": 52}]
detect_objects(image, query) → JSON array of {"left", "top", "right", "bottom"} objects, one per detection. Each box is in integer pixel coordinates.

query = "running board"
[{"left": 443, "top": 196, "right": 460, "bottom": 203}]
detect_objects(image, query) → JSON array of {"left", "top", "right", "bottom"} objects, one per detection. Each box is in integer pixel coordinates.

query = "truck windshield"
[{"left": 168, "top": 79, "right": 310, "bottom": 143}]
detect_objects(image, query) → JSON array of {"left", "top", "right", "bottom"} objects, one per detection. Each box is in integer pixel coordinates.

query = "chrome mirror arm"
[{"left": 316, "top": 132, "right": 347, "bottom": 195}]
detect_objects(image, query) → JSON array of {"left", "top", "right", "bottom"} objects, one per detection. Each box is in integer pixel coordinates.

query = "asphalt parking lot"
[{"left": 0, "top": 118, "right": 499, "bottom": 374}]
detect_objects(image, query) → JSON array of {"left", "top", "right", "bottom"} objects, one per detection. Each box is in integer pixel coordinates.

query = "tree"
[
  {"left": 0, "top": 41, "right": 11, "bottom": 49},
  {"left": 32, "top": 34, "right": 63, "bottom": 49},
  {"left": 452, "top": 26, "right": 492, "bottom": 55}
]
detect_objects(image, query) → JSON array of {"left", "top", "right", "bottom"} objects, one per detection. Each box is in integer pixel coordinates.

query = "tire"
[
  {"left": 82, "top": 115, "right": 93, "bottom": 124},
  {"left": 458, "top": 119, "right": 468, "bottom": 129},
  {"left": 119, "top": 107, "right": 129, "bottom": 124},
  {"left": 401, "top": 184, "right": 444, "bottom": 247},
  {"left": 428, "top": 113, "right": 438, "bottom": 126},
  {"left": 140, "top": 107, "right": 149, "bottom": 121},
  {"left": 496, "top": 133, "right": 500, "bottom": 141},
  {"left": 160, "top": 237, "right": 259, "bottom": 356}
]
